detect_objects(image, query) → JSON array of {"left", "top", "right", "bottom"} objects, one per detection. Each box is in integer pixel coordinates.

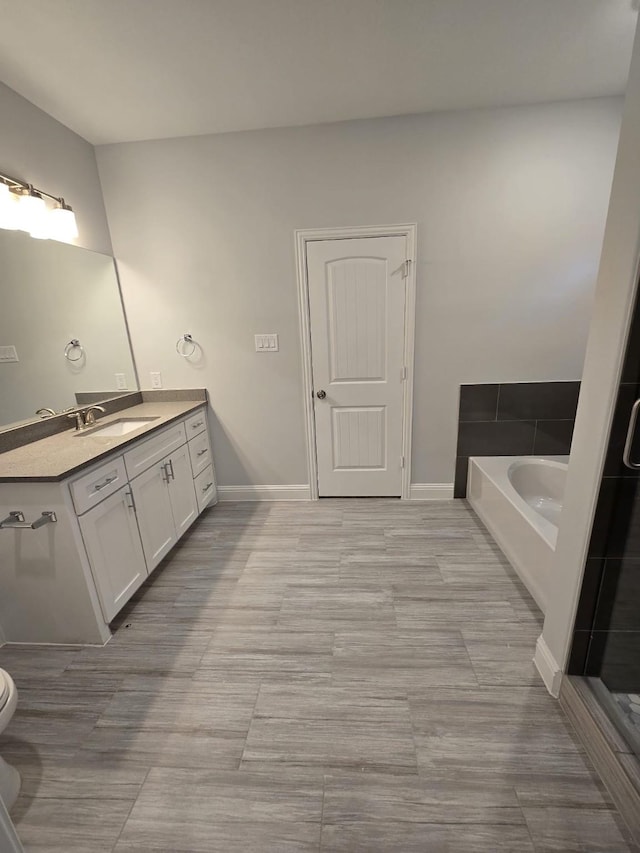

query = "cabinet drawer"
[
  {"left": 70, "top": 456, "right": 128, "bottom": 516},
  {"left": 188, "top": 431, "right": 211, "bottom": 477},
  {"left": 194, "top": 464, "right": 216, "bottom": 513},
  {"left": 124, "top": 422, "right": 186, "bottom": 480},
  {"left": 185, "top": 408, "right": 207, "bottom": 440}
]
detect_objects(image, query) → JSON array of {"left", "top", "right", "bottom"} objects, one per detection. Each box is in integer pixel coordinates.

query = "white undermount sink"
[{"left": 80, "top": 417, "right": 159, "bottom": 437}]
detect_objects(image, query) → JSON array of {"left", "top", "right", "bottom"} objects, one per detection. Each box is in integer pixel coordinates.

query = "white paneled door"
[{"left": 307, "top": 236, "right": 408, "bottom": 496}]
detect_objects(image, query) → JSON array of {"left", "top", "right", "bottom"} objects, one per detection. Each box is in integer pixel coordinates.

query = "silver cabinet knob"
[{"left": 316, "top": 390, "right": 326, "bottom": 399}]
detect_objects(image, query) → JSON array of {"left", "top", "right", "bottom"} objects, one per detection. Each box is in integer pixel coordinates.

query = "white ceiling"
[{"left": 0, "top": 0, "right": 636, "bottom": 146}]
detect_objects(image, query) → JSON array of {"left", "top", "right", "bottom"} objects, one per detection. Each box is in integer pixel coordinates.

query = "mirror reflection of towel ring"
[
  {"left": 176, "top": 333, "right": 197, "bottom": 358},
  {"left": 64, "top": 339, "right": 84, "bottom": 362}
]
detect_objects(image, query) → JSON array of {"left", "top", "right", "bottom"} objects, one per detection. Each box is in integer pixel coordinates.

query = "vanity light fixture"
[
  {"left": 19, "top": 188, "right": 48, "bottom": 238},
  {"left": 0, "top": 172, "right": 78, "bottom": 243},
  {"left": 0, "top": 183, "right": 18, "bottom": 230},
  {"left": 49, "top": 200, "right": 79, "bottom": 243}
]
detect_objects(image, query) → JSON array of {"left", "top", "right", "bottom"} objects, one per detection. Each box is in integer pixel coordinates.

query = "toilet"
[{"left": 0, "top": 671, "right": 20, "bottom": 811}]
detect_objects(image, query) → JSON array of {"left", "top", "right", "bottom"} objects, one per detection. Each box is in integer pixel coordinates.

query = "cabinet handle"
[
  {"left": 167, "top": 458, "right": 175, "bottom": 481},
  {"left": 161, "top": 463, "right": 169, "bottom": 483},
  {"left": 196, "top": 449, "right": 208, "bottom": 457},
  {"left": 202, "top": 482, "right": 213, "bottom": 493},
  {"left": 93, "top": 474, "right": 117, "bottom": 492},
  {"left": 191, "top": 421, "right": 203, "bottom": 429},
  {"left": 125, "top": 489, "right": 136, "bottom": 512}
]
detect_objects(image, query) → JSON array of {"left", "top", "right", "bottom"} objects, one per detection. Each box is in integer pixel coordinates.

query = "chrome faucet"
[
  {"left": 36, "top": 407, "right": 57, "bottom": 418},
  {"left": 67, "top": 405, "right": 107, "bottom": 431},
  {"left": 84, "top": 405, "right": 106, "bottom": 426}
]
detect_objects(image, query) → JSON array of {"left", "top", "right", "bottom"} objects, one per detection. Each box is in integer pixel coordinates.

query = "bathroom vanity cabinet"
[{"left": 0, "top": 404, "right": 216, "bottom": 644}]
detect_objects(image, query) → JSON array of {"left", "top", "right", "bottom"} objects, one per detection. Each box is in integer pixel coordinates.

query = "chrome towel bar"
[
  {"left": 0, "top": 511, "right": 57, "bottom": 530},
  {"left": 64, "top": 339, "right": 84, "bottom": 362},
  {"left": 176, "top": 333, "right": 197, "bottom": 357}
]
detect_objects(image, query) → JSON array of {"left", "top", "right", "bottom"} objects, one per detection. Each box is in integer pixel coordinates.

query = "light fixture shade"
[
  {"left": 0, "top": 175, "right": 80, "bottom": 241},
  {"left": 19, "top": 191, "right": 48, "bottom": 237},
  {"left": 49, "top": 203, "right": 78, "bottom": 243},
  {"left": 0, "top": 184, "right": 19, "bottom": 230}
]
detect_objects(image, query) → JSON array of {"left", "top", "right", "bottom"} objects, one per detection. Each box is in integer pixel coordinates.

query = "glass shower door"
[{"left": 569, "top": 287, "right": 640, "bottom": 755}]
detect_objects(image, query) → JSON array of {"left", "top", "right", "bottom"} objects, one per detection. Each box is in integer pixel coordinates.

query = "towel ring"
[
  {"left": 176, "top": 333, "right": 197, "bottom": 358},
  {"left": 64, "top": 339, "right": 84, "bottom": 362}
]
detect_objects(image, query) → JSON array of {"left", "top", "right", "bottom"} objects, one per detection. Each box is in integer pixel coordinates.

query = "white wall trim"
[
  {"left": 218, "top": 485, "right": 311, "bottom": 501},
  {"left": 294, "top": 223, "right": 418, "bottom": 500},
  {"left": 534, "top": 634, "right": 563, "bottom": 697},
  {"left": 408, "top": 483, "right": 454, "bottom": 500}
]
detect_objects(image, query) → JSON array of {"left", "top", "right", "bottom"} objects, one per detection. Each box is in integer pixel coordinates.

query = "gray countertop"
[{"left": 0, "top": 400, "right": 207, "bottom": 482}]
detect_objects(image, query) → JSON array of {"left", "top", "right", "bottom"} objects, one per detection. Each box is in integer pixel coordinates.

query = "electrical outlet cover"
[
  {"left": 150, "top": 371, "right": 162, "bottom": 389},
  {"left": 255, "top": 334, "right": 279, "bottom": 352},
  {"left": 0, "top": 345, "right": 19, "bottom": 363}
]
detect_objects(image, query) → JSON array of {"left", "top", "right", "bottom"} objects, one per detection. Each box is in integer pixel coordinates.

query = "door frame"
[{"left": 294, "top": 223, "right": 417, "bottom": 500}]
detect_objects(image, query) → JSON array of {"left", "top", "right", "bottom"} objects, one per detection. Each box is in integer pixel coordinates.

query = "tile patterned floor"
[{"left": 0, "top": 499, "right": 637, "bottom": 852}]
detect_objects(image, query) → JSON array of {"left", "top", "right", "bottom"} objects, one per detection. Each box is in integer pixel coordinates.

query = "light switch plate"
[
  {"left": 115, "top": 373, "right": 127, "bottom": 391},
  {"left": 0, "top": 345, "right": 18, "bottom": 363},
  {"left": 255, "top": 334, "right": 279, "bottom": 352},
  {"left": 150, "top": 371, "right": 163, "bottom": 389}
]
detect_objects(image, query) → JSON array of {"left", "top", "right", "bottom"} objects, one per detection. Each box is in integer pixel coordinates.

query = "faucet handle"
[{"left": 67, "top": 412, "right": 84, "bottom": 431}]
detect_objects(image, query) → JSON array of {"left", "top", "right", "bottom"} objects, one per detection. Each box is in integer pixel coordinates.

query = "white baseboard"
[
  {"left": 218, "top": 484, "right": 453, "bottom": 501},
  {"left": 534, "top": 634, "right": 563, "bottom": 697},
  {"left": 218, "top": 485, "right": 311, "bottom": 501},
  {"left": 408, "top": 483, "right": 454, "bottom": 500}
]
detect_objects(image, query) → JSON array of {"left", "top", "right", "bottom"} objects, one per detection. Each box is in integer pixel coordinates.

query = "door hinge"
[
  {"left": 400, "top": 455, "right": 405, "bottom": 469},
  {"left": 402, "top": 259, "right": 412, "bottom": 279},
  {"left": 400, "top": 366, "right": 407, "bottom": 381}
]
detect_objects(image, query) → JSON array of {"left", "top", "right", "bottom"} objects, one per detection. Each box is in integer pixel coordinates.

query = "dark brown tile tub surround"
[{"left": 455, "top": 381, "right": 580, "bottom": 498}]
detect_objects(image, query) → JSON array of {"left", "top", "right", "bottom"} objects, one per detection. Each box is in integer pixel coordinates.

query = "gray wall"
[
  {"left": 0, "top": 82, "right": 112, "bottom": 254},
  {"left": 96, "top": 98, "right": 622, "bottom": 487}
]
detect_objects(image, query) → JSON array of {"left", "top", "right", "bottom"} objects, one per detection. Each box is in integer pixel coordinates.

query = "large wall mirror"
[{"left": 0, "top": 230, "right": 138, "bottom": 430}]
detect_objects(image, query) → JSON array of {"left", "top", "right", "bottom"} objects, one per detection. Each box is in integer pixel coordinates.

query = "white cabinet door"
[
  {"left": 131, "top": 461, "right": 176, "bottom": 572},
  {"left": 167, "top": 443, "right": 198, "bottom": 538},
  {"left": 79, "top": 487, "right": 148, "bottom": 622}
]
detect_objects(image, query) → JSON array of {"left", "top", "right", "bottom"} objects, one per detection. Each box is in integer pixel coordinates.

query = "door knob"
[{"left": 316, "top": 390, "right": 326, "bottom": 399}]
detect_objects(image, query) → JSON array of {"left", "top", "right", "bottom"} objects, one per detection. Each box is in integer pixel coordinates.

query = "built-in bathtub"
[{"left": 466, "top": 456, "right": 568, "bottom": 613}]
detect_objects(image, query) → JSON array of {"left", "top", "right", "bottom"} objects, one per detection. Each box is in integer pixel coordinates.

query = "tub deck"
[{"left": 466, "top": 456, "right": 568, "bottom": 614}]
